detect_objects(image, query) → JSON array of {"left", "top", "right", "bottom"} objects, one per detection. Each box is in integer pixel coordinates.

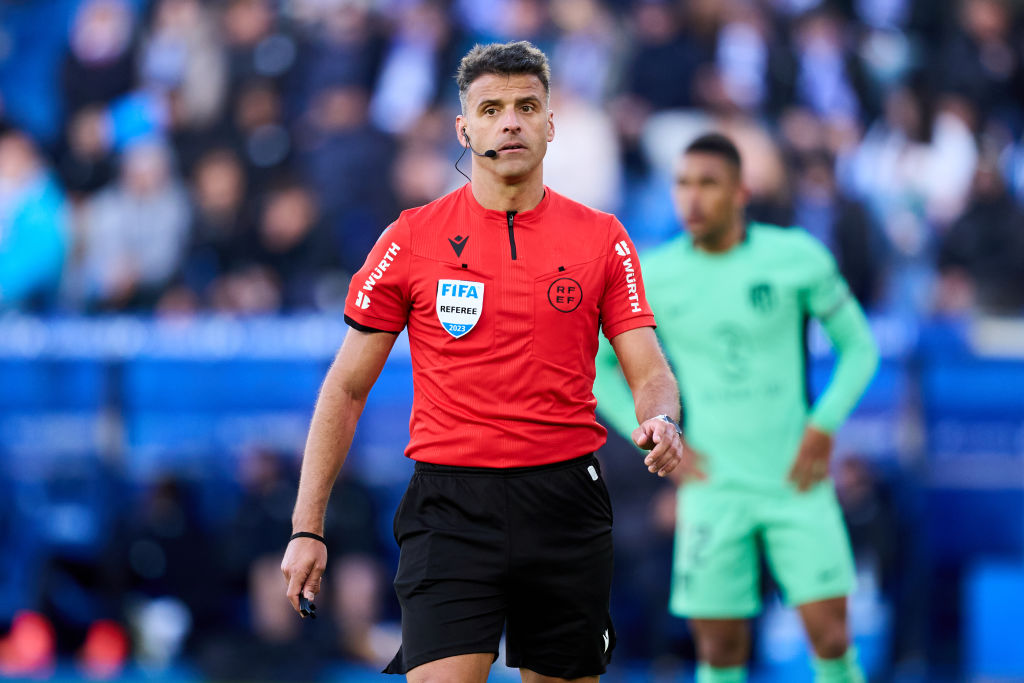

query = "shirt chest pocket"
[{"left": 532, "top": 262, "right": 601, "bottom": 372}]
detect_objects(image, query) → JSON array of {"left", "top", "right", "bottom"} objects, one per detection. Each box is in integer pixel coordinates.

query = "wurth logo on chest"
[
  {"left": 362, "top": 242, "right": 402, "bottom": 292},
  {"left": 355, "top": 291, "right": 370, "bottom": 309}
]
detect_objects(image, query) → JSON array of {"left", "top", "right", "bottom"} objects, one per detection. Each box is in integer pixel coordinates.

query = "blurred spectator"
[
  {"left": 392, "top": 140, "right": 461, "bottom": 211},
  {"left": 216, "top": 450, "right": 389, "bottom": 671},
  {"left": 846, "top": 83, "right": 978, "bottom": 313},
  {"left": 172, "top": 147, "right": 255, "bottom": 310},
  {"left": 139, "top": 0, "right": 228, "bottom": 132},
  {"left": 228, "top": 79, "right": 294, "bottom": 192},
  {"left": 55, "top": 107, "right": 117, "bottom": 197},
  {"left": 834, "top": 456, "right": 916, "bottom": 670},
  {"left": 617, "top": 0, "right": 705, "bottom": 113},
  {"left": 549, "top": 0, "right": 621, "bottom": 103},
  {"left": 123, "top": 476, "right": 219, "bottom": 667},
  {"left": 940, "top": 0, "right": 1021, "bottom": 131},
  {"left": 199, "top": 552, "right": 325, "bottom": 681},
  {"left": 322, "top": 468, "right": 391, "bottom": 665},
  {"left": 710, "top": 1, "right": 774, "bottom": 115},
  {"left": 793, "top": 149, "right": 882, "bottom": 306},
  {"left": 724, "top": 118, "right": 794, "bottom": 226},
  {"left": 0, "top": 130, "right": 70, "bottom": 311},
  {"left": 836, "top": 457, "right": 901, "bottom": 605},
  {"left": 369, "top": 0, "right": 459, "bottom": 135},
  {"left": 789, "top": 8, "right": 867, "bottom": 124},
  {"left": 36, "top": 463, "right": 125, "bottom": 667},
  {"left": 0, "top": 3, "right": 79, "bottom": 144},
  {"left": 61, "top": 0, "right": 138, "bottom": 117},
  {"left": 485, "top": 0, "right": 553, "bottom": 45},
  {"left": 299, "top": 84, "right": 397, "bottom": 273},
  {"left": 198, "top": 179, "right": 336, "bottom": 314},
  {"left": 221, "top": 450, "right": 297, "bottom": 590},
  {"left": 937, "top": 154, "right": 1024, "bottom": 315},
  {"left": 850, "top": 86, "right": 978, "bottom": 229},
  {"left": 545, "top": 89, "right": 623, "bottom": 212},
  {"left": 246, "top": 180, "right": 339, "bottom": 312},
  {"left": 609, "top": 1, "right": 709, "bottom": 176},
  {"left": 72, "top": 138, "right": 190, "bottom": 311},
  {"left": 296, "top": 0, "right": 386, "bottom": 100},
  {"left": 221, "top": 0, "right": 298, "bottom": 88}
]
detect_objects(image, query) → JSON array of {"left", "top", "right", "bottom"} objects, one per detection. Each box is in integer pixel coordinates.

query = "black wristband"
[{"left": 290, "top": 531, "right": 327, "bottom": 546}]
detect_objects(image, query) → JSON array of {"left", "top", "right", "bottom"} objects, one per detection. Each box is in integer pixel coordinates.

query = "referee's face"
[
  {"left": 456, "top": 73, "right": 554, "bottom": 183},
  {"left": 673, "top": 152, "right": 746, "bottom": 247}
]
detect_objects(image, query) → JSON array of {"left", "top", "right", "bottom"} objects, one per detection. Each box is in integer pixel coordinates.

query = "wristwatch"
[{"left": 652, "top": 414, "right": 682, "bottom": 436}]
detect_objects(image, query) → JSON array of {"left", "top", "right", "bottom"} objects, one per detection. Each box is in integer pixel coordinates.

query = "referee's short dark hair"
[
  {"left": 685, "top": 133, "right": 742, "bottom": 173},
  {"left": 456, "top": 41, "right": 551, "bottom": 113}
]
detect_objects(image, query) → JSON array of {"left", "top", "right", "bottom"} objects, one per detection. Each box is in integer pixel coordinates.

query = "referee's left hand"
[{"left": 633, "top": 417, "right": 684, "bottom": 477}]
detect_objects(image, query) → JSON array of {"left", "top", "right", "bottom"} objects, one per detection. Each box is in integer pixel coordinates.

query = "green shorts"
[{"left": 669, "top": 482, "right": 855, "bottom": 619}]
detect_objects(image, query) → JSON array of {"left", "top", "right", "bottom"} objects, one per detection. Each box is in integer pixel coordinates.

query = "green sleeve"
[
  {"left": 592, "top": 335, "right": 641, "bottom": 441},
  {"left": 808, "top": 298, "right": 880, "bottom": 433}
]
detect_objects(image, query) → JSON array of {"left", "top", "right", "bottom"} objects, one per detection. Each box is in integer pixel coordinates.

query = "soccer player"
[
  {"left": 281, "top": 41, "right": 684, "bottom": 683},
  {"left": 593, "top": 133, "right": 880, "bottom": 683}
]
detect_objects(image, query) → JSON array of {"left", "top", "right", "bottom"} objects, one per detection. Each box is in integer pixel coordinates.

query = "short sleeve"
[
  {"left": 800, "top": 234, "right": 852, "bottom": 321},
  {"left": 599, "top": 217, "right": 656, "bottom": 339},
  {"left": 344, "top": 220, "right": 411, "bottom": 332}
]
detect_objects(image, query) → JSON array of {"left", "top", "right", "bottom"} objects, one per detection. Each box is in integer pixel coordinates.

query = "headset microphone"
[{"left": 462, "top": 129, "right": 497, "bottom": 158}]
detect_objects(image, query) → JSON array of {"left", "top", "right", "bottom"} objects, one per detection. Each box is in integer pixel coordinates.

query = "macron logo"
[
  {"left": 355, "top": 291, "right": 370, "bottom": 309},
  {"left": 614, "top": 240, "right": 630, "bottom": 256}
]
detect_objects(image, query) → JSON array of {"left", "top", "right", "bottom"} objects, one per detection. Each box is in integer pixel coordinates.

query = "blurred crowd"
[
  {"left": 0, "top": 0, "right": 1023, "bottom": 318},
  {"left": 0, "top": 448, "right": 399, "bottom": 679},
  {"left": 1, "top": 0, "right": 1024, "bottom": 679}
]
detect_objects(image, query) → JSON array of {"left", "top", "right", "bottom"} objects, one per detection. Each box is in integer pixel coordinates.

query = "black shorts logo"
[{"left": 547, "top": 278, "right": 582, "bottom": 312}]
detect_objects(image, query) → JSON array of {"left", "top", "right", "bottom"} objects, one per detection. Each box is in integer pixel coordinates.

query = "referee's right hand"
[{"left": 281, "top": 537, "right": 327, "bottom": 616}]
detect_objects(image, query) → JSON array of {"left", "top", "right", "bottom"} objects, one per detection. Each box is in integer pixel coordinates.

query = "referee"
[{"left": 281, "top": 41, "right": 686, "bottom": 683}]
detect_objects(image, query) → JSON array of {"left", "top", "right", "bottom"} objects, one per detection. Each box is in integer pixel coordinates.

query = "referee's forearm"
[
  {"left": 633, "top": 368, "right": 681, "bottom": 425},
  {"left": 292, "top": 366, "right": 368, "bottom": 535}
]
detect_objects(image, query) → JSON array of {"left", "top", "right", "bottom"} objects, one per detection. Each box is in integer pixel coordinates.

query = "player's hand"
[
  {"left": 787, "top": 424, "right": 834, "bottom": 491},
  {"left": 632, "top": 417, "right": 685, "bottom": 478},
  {"left": 281, "top": 537, "right": 327, "bottom": 617},
  {"left": 666, "top": 438, "right": 708, "bottom": 485}
]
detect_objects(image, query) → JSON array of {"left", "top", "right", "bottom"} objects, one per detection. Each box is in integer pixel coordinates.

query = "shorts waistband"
[{"left": 413, "top": 453, "right": 595, "bottom": 477}]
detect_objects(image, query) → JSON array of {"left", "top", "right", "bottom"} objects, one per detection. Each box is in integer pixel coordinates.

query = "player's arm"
[
  {"left": 281, "top": 327, "right": 398, "bottom": 613},
  {"left": 608, "top": 326, "right": 689, "bottom": 478},
  {"left": 790, "top": 257, "right": 879, "bottom": 490},
  {"left": 810, "top": 298, "right": 879, "bottom": 435}
]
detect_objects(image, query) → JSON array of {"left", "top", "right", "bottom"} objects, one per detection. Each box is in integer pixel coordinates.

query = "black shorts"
[{"left": 383, "top": 453, "right": 616, "bottom": 679}]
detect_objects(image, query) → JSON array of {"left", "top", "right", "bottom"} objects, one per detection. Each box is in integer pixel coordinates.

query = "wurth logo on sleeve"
[
  {"left": 620, "top": 256, "right": 642, "bottom": 313},
  {"left": 354, "top": 291, "right": 371, "bottom": 309},
  {"left": 362, "top": 242, "right": 402, "bottom": 292},
  {"left": 613, "top": 238, "right": 642, "bottom": 312}
]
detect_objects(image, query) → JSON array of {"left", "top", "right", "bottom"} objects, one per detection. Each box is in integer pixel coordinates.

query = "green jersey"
[{"left": 594, "top": 223, "right": 879, "bottom": 493}]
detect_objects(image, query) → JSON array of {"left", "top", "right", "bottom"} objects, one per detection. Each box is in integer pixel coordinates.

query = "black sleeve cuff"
[{"left": 344, "top": 314, "right": 400, "bottom": 334}]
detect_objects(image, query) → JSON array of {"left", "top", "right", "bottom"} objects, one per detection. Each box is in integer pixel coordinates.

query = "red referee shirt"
[{"left": 344, "top": 184, "right": 655, "bottom": 467}]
